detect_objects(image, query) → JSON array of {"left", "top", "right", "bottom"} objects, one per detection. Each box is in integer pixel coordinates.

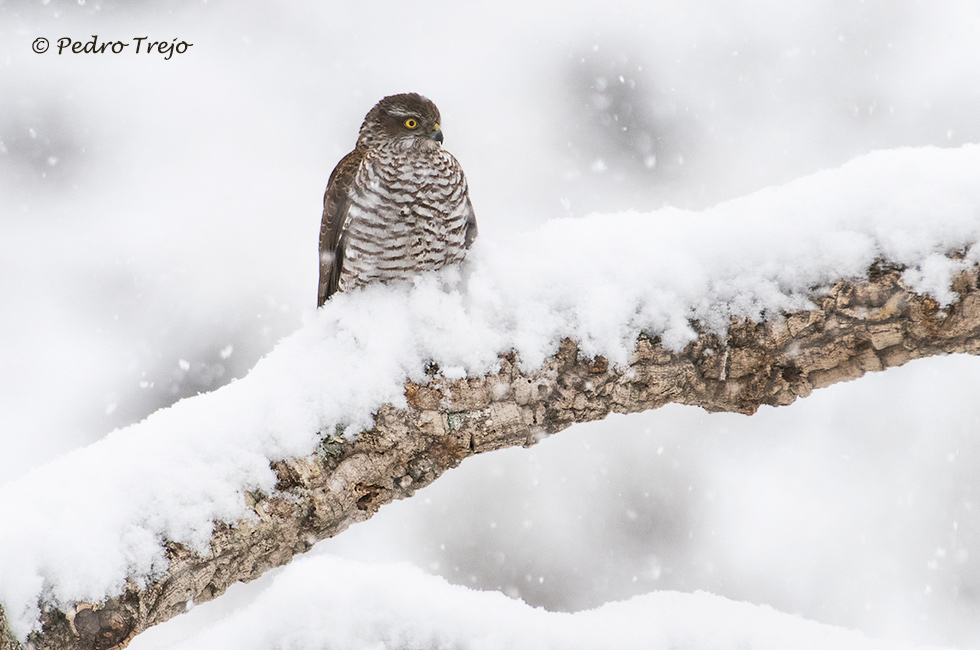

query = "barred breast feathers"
[{"left": 335, "top": 145, "right": 472, "bottom": 292}]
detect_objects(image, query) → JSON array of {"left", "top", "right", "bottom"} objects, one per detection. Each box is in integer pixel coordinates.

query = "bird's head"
[{"left": 357, "top": 92, "right": 444, "bottom": 150}]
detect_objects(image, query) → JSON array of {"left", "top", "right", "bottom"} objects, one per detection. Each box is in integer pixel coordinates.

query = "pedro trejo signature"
[{"left": 32, "top": 35, "right": 193, "bottom": 60}]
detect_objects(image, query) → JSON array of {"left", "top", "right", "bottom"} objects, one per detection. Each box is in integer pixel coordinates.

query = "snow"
[
  {"left": 474, "top": 145, "right": 980, "bottom": 361},
  {"left": 132, "top": 554, "right": 944, "bottom": 650},
  {"left": 5, "top": 1, "right": 980, "bottom": 646},
  {"left": 1, "top": 143, "right": 979, "bottom": 642}
]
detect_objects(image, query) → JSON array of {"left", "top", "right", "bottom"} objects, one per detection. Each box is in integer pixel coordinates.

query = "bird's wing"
[{"left": 317, "top": 148, "right": 363, "bottom": 307}]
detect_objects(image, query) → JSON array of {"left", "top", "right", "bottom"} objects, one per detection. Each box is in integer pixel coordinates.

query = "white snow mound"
[{"left": 148, "top": 554, "right": 948, "bottom": 650}]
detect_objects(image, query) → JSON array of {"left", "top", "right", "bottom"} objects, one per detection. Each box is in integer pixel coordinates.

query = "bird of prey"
[{"left": 317, "top": 93, "right": 478, "bottom": 306}]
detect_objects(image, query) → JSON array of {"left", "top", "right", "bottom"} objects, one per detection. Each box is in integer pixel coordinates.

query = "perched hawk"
[{"left": 317, "top": 93, "right": 478, "bottom": 306}]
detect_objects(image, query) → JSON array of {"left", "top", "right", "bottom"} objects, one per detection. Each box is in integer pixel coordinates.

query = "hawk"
[{"left": 317, "top": 93, "right": 478, "bottom": 306}]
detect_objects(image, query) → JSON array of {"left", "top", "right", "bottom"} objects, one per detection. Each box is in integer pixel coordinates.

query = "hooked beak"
[{"left": 430, "top": 124, "right": 444, "bottom": 144}]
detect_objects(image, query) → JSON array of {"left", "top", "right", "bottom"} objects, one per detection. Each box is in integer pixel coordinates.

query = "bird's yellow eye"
[{"left": 404, "top": 118, "right": 419, "bottom": 129}]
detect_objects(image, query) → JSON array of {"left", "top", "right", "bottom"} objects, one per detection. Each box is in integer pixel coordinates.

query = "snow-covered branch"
[{"left": 2, "top": 145, "right": 980, "bottom": 650}]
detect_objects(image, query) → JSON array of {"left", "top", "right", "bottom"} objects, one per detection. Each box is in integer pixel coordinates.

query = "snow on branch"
[{"left": 2, "top": 144, "right": 980, "bottom": 650}]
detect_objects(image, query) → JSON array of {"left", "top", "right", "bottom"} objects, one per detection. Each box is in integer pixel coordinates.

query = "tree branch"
[{"left": 3, "top": 263, "right": 979, "bottom": 650}]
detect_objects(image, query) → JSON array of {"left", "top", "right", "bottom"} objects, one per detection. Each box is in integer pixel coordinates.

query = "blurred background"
[{"left": 2, "top": 0, "right": 980, "bottom": 646}]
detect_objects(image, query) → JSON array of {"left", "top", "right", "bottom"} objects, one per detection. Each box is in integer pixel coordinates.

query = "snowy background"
[{"left": 1, "top": 0, "right": 980, "bottom": 647}]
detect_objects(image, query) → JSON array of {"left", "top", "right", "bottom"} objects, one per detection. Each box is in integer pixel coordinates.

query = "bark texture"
[{"left": 3, "top": 264, "right": 980, "bottom": 650}]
